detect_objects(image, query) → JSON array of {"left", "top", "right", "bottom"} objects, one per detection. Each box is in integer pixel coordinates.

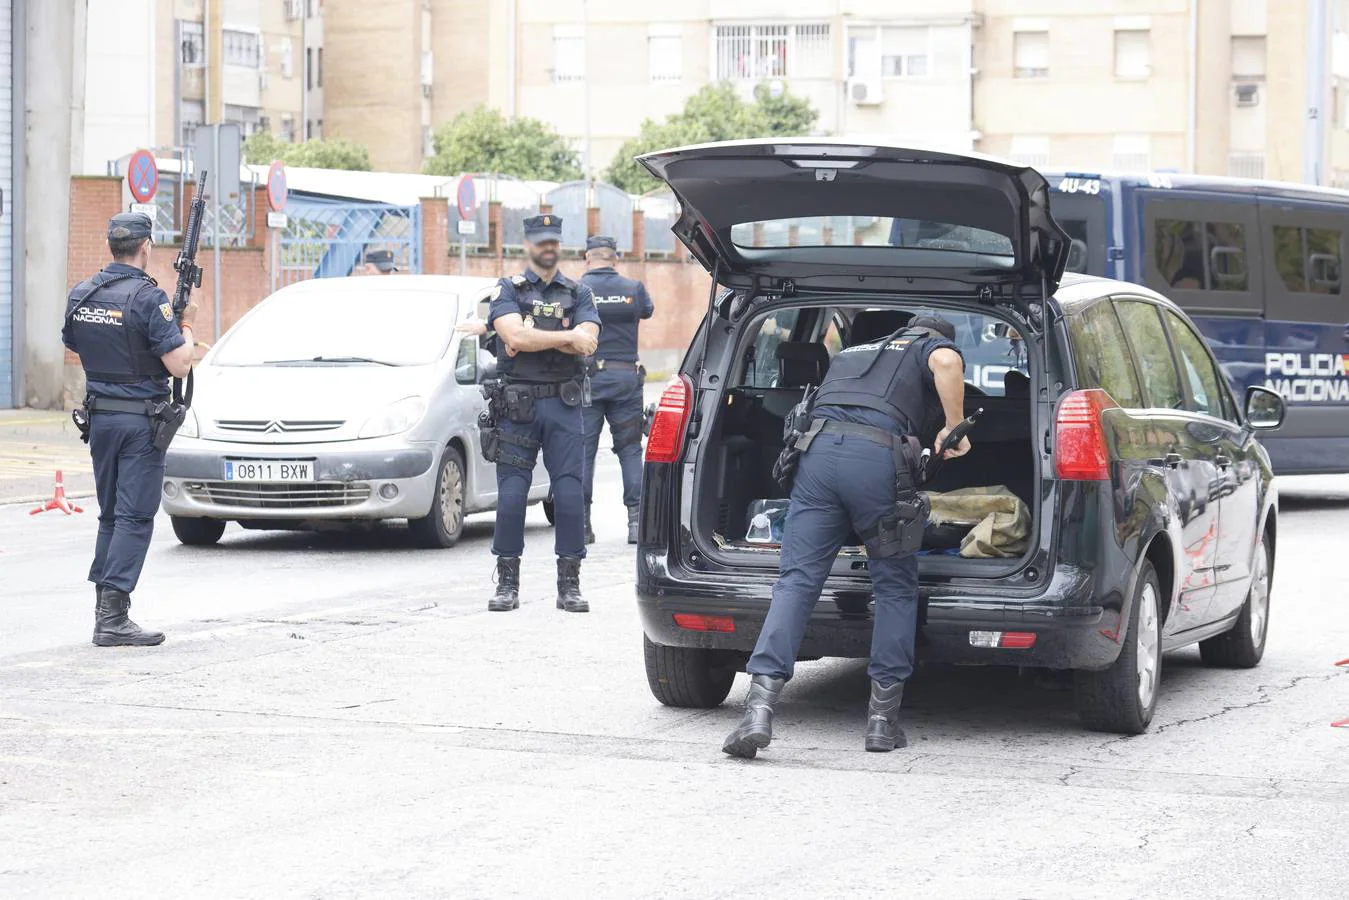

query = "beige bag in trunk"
[{"left": 923, "top": 485, "right": 1031, "bottom": 559}]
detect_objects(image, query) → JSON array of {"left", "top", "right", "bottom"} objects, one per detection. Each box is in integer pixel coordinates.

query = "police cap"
[
  {"left": 108, "top": 212, "right": 153, "bottom": 242},
  {"left": 910, "top": 315, "right": 956, "bottom": 341},
  {"left": 523, "top": 214, "right": 563, "bottom": 242},
  {"left": 585, "top": 234, "right": 617, "bottom": 252},
  {"left": 365, "top": 249, "right": 397, "bottom": 272}
]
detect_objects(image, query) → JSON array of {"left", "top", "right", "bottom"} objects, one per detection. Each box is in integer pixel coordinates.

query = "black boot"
[
  {"left": 864, "top": 681, "right": 907, "bottom": 752},
  {"left": 488, "top": 557, "right": 521, "bottom": 612},
  {"left": 585, "top": 504, "right": 596, "bottom": 544},
  {"left": 92, "top": 588, "right": 165, "bottom": 647},
  {"left": 722, "top": 675, "right": 784, "bottom": 759},
  {"left": 626, "top": 505, "right": 639, "bottom": 544},
  {"left": 556, "top": 557, "right": 589, "bottom": 613}
]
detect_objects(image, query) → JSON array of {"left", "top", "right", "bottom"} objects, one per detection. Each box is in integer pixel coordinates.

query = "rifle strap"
[{"left": 173, "top": 368, "right": 194, "bottom": 408}]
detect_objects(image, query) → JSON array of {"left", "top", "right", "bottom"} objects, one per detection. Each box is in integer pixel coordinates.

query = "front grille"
[
  {"left": 215, "top": 419, "right": 345, "bottom": 434},
  {"left": 185, "top": 481, "right": 371, "bottom": 509}
]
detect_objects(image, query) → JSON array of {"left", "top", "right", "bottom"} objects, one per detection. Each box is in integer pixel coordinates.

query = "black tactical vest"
[
  {"left": 499, "top": 274, "right": 585, "bottom": 383},
  {"left": 66, "top": 271, "right": 171, "bottom": 391},
  {"left": 813, "top": 327, "right": 942, "bottom": 435}
]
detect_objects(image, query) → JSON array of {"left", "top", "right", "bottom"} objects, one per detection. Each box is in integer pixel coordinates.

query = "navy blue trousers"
[
  {"left": 493, "top": 395, "right": 587, "bottom": 559},
  {"left": 746, "top": 432, "right": 920, "bottom": 687},
  {"left": 582, "top": 367, "right": 645, "bottom": 508},
  {"left": 88, "top": 411, "right": 166, "bottom": 593}
]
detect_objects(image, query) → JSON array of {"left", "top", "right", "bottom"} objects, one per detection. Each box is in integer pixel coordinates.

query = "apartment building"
[{"left": 153, "top": 0, "right": 323, "bottom": 153}]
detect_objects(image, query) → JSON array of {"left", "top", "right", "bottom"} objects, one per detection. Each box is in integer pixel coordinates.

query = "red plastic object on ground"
[{"left": 30, "top": 470, "right": 83, "bottom": 516}]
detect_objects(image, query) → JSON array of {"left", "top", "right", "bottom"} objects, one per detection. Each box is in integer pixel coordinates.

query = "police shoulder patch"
[
  {"left": 159, "top": 303, "right": 174, "bottom": 322},
  {"left": 489, "top": 284, "right": 502, "bottom": 301}
]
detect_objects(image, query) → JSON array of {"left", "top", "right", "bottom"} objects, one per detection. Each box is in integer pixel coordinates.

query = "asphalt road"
[{"left": 2, "top": 460, "right": 1347, "bottom": 898}]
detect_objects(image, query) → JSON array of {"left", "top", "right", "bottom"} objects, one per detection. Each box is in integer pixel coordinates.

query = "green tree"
[
  {"left": 241, "top": 133, "right": 372, "bottom": 171},
  {"left": 605, "top": 82, "right": 819, "bottom": 193},
  {"left": 423, "top": 106, "right": 582, "bottom": 181}
]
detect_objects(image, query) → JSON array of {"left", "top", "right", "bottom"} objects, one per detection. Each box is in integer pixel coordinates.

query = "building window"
[
  {"left": 553, "top": 24, "right": 585, "bottom": 83},
  {"left": 223, "top": 29, "right": 261, "bottom": 68},
  {"left": 1114, "top": 30, "right": 1151, "bottom": 79},
  {"left": 180, "top": 20, "right": 204, "bottom": 67},
  {"left": 1013, "top": 30, "right": 1049, "bottom": 78},
  {"left": 224, "top": 104, "right": 262, "bottom": 135},
  {"left": 316, "top": 119, "right": 323, "bottom": 138},
  {"left": 715, "top": 23, "right": 831, "bottom": 81},
  {"left": 281, "top": 39, "right": 294, "bottom": 78},
  {"left": 281, "top": 115, "right": 296, "bottom": 143},
  {"left": 1231, "top": 35, "right": 1267, "bottom": 79},
  {"left": 1009, "top": 135, "right": 1050, "bottom": 168},
  {"left": 1113, "top": 134, "right": 1151, "bottom": 171},
  {"left": 649, "top": 24, "right": 682, "bottom": 82},
  {"left": 180, "top": 99, "right": 204, "bottom": 146},
  {"left": 881, "top": 27, "right": 929, "bottom": 78}
]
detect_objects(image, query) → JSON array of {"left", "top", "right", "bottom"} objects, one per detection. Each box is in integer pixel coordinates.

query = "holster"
[
  {"left": 503, "top": 384, "right": 537, "bottom": 423},
  {"left": 72, "top": 404, "right": 91, "bottom": 445},
  {"left": 861, "top": 439, "right": 929, "bottom": 559},
  {"left": 149, "top": 400, "right": 188, "bottom": 451},
  {"left": 771, "top": 388, "right": 819, "bottom": 491},
  {"left": 559, "top": 379, "right": 585, "bottom": 408}
]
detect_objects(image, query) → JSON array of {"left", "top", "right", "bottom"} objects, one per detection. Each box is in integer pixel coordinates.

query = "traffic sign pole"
[{"left": 456, "top": 177, "right": 477, "bottom": 277}]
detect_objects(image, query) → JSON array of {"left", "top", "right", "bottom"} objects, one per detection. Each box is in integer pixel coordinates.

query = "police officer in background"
[
  {"left": 722, "top": 315, "right": 970, "bottom": 758},
  {"left": 61, "top": 212, "right": 198, "bottom": 646},
  {"left": 363, "top": 249, "right": 398, "bottom": 275},
  {"left": 579, "top": 235, "right": 653, "bottom": 545},
  {"left": 484, "top": 215, "right": 601, "bottom": 613}
]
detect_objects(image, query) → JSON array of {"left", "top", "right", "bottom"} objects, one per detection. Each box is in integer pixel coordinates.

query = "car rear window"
[{"left": 729, "top": 217, "right": 1014, "bottom": 255}]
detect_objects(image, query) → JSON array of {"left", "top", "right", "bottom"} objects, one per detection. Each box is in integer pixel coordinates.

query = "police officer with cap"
[
  {"left": 61, "top": 212, "right": 198, "bottom": 646},
  {"left": 579, "top": 234, "right": 653, "bottom": 544},
  {"left": 364, "top": 249, "right": 398, "bottom": 275},
  {"left": 484, "top": 214, "right": 601, "bottom": 613},
  {"left": 722, "top": 314, "right": 970, "bottom": 757}
]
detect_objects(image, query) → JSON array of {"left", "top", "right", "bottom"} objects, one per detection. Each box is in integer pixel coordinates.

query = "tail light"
[
  {"left": 645, "top": 375, "right": 694, "bottom": 464},
  {"left": 674, "top": 613, "right": 735, "bottom": 633},
  {"left": 1055, "top": 389, "right": 1116, "bottom": 481}
]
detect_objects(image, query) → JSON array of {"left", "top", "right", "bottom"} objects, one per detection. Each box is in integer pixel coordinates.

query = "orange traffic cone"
[{"left": 30, "top": 470, "right": 83, "bottom": 516}]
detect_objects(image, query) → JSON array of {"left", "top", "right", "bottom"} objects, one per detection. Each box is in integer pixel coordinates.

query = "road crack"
[{"left": 1150, "top": 671, "right": 1345, "bottom": 736}]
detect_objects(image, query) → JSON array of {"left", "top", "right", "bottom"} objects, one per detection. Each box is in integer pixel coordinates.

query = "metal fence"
[{"left": 275, "top": 198, "right": 422, "bottom": 289}]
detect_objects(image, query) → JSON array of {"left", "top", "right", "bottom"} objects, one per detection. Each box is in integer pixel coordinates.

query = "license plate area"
[{"left": 224, "top": 459, "right": 316, "bottom": 482}]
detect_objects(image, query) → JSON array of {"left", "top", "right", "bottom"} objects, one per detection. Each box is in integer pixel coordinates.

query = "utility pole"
[
  {"left": 1305, "top": 0, "right": 1329, "bottom": 185},
  {"left": 582, "top": 0, "right": 592, "bottom": 195}
]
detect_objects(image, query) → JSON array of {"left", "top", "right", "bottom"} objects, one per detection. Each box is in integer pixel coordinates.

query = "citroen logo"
[{"left": 263, "top": 421, "right": 284, "bottom": 434}]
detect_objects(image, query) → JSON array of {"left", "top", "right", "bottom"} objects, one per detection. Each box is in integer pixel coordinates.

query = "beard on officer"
[
  {"left": 480, "top": 214, "right": 602, "bottom": 613},
  {"left": 61, "top": 212, "right": 199, "bottom": 647},
  {"left": 722, "top": 314, "right": 971, "bottom": 758}
]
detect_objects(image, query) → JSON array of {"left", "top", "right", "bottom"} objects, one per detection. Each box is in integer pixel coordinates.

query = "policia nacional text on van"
[
  {"left": 62, "top": 212, "right": 199, "bottom": 647},
  {"left": 723, "top": 315, "right": 970, "bottom": 757}
]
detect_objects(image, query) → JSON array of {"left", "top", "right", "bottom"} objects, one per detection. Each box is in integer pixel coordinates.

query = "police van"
[{"left": 1044, "top": 171, "right": 1349, "bottom": 475}]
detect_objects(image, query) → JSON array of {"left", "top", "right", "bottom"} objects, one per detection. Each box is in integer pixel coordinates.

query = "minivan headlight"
[
  {"left": 359, "top": 396, "right": 426, "bottom": 439},
  {"left": 178, "top": 408, "right": 199, "bottom": 439}
]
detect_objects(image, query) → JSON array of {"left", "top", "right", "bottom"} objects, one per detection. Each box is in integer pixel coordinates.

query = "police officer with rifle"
[
  {"left": 477, "top": 215, "right": 601, "bottom": 613},
  {"left": 723, "top": 315, "right": 972, "bottom": 757},
  {"left": 62, "top": 172, "right": 206, "bottom": 646}
]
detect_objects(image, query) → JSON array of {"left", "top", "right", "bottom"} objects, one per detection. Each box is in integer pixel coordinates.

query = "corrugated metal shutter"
[{"left": 0, "top": 0, "right": 13, "bottom": 407}]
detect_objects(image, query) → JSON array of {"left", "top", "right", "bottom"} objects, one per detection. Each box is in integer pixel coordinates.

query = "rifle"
[{"left": 169, "top": 169, "right": 207, "bottom": 409}]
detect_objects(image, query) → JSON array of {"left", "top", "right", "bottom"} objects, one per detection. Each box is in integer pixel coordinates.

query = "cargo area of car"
[{"left": 687, "top": 302, "right": 1042, "bottom": 577}]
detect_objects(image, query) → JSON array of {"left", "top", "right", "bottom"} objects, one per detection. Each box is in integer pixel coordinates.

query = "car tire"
[
  {"left": 1073, "top": 560, "right": 1163, "bottom": 735},
  {"left": 542, "top": 495, "right": 556, "bottom": 526},
  {"left": 408, "top": 445, "right": 466, "bottom": 549},
  {"left": 170, "top": 516, "right": 226, "bottom": 546},
  {"left": 643, "top": 635, "right": 736, "bottom": 709},
  {"left": 1199, "top": 533, "right": 1271, "bottom": 669}
]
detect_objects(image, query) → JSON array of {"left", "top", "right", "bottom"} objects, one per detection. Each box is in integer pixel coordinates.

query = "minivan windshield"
[{"left": 212, "top": 288, "right": 459, "bottom": 367}]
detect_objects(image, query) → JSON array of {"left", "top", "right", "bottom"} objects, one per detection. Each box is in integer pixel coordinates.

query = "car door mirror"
[{"left": 1244, "top": 385, "right": 1286, "bottom": 431}]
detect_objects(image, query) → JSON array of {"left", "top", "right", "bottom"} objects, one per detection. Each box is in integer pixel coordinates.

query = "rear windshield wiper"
[{"left": 264, "top": 356, "right": 399, "bottom": 366}]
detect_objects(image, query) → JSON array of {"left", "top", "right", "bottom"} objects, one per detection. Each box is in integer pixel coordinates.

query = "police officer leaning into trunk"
[
  {"left": 483, "top": 215, "right": 601, "bottom": 613},
  {"left": 62, "top": 212, "right": 198, "bottom": 647},
  {"left": 723, "top": 315, "right": 970, "bottom": 758},
  {"left": 579, "top": 235, "right": 653, "bottom": 544}
]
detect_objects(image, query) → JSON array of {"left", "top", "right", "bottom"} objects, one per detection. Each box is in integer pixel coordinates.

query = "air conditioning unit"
[
  {"left": 847, "top": 78, "right": 883, "bottom": 106},
  {"left": 1235, "top": 83, "right": 1260, "bottom": 107},
  {"left": 284, "top": 0, "right": 304, "bottom": 21}
]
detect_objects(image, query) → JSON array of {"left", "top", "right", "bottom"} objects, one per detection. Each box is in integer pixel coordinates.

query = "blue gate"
[{"left": 276, "top": 197, "right": 422, "bottom": 288}]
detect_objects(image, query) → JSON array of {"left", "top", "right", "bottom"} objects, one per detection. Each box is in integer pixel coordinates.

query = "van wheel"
[
  {"left": 643, "top": 635, "right": 736, "bottom": 708},
  {"left": 409, "top": 446, "right": 466, "bottom": 549},
  {"left": 542, "top": 496, "right": 556, "bottom": 525},
  {"left": 171, "top": 516, "right": 226, "bottom": 546},
  {"left": 1200, "top": 533, "right": 1270, "bottom": 668},
  {"left": 1073, "top": 561, "right": 1162, "bottom": 734}
]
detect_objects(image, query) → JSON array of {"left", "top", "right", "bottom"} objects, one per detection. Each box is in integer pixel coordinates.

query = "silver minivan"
[{"left": 162, "top": 275, "right": 548, "bottom": 547}]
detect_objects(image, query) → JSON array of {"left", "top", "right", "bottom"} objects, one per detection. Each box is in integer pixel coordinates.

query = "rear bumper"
[{"left": 637, "top": 560, "right": 1124, "bottom": 671}]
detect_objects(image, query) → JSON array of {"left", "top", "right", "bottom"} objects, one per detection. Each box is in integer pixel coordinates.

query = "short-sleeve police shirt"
[
  {"left": 486, "top": 269, "right": 601, "bottom": 377},
  {"left": 581, "top": 266, "right": 653, "bottom": 363}
]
